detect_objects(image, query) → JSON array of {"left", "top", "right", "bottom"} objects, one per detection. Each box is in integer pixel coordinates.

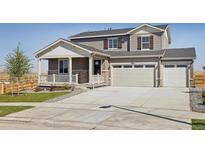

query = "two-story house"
[{"left": 34, "top": 23, "right": 196, "bottom": 88}]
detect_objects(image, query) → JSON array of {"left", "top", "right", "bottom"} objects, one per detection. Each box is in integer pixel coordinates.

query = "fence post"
[
  {"left": 76, "top": 74, "right": 78, "bottom": 84},
  {"left": 53, "top": 74, "right": 55, "bottom": 84},
  {"left": 0, "top": 83, "right": 4, "bottom": 94}
]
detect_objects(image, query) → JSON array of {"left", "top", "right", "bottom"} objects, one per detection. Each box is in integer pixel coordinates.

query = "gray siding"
[
  {"left": 72, "top": 35, "right": 129, "bottom": 51},
  {"left": 71, "top": 25, "right": 170, "bottom": 52},
  {"left": 129, "top": 26, "right": 163, "bottom": 51}
]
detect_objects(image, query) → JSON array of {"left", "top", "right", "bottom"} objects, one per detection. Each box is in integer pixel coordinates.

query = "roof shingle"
[
  {"left": 70, "top": 24, "right": 168, "bottom": 39},
  {"left": 163, "top": 48, "right": 196, "bottom": 59}
]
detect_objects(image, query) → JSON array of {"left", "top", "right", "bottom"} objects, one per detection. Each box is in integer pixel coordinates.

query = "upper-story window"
[
  {"left": 141, "top": 36, "right": 150, "bottom": 50},
  {"left": 108, "top": 38, "right": 118, "bottom": 49}
]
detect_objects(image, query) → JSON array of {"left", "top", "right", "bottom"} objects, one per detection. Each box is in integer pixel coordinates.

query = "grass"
[
  {"left": 0, "top": 92, "right": 69, "bottom": 102},
  {"left": 0, "top": 106, "right": 33, "bottom": 116},
  {"left": 192, "top": 119, "right": 205, "bottom": 130}
]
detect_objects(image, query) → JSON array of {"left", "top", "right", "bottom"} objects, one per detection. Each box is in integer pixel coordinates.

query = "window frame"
[
  {"left": 141, "top": 35, "right": 150, "bottom": 50},
  {"left": 108, "top": 38, "right": 118, "bottom": 49},
  {"left": 58, "top": 59, "right": 69, "bottom": 74}
]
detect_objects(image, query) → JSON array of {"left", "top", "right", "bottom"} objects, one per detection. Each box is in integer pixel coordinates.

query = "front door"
[{"left": 94, "top": 60, "right": 101, "bottom": 75}]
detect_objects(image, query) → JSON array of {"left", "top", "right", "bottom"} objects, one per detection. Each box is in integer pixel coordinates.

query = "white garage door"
[
  {"left": 112, "top": 64, "right": 155, "bottom": 87},
  {"left": 163, "top": 65, "right": 187, "bottom": 87}
]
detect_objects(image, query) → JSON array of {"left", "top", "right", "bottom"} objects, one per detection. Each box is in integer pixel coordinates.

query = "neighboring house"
[{"left": 34, "top": 23, "right": 196, "bottom": 88}]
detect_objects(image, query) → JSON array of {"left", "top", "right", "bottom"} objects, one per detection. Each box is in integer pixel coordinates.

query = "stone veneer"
[{"left": 190, "top": 88, "right": 205, "bottom": 113}]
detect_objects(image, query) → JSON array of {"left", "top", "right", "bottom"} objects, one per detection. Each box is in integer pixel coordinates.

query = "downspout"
[{"left": 158, "top": 50, "right": 166, "bottom": 87}]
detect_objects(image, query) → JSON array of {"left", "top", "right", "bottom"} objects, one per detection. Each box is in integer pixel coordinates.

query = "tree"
[
  {"left": 203, "top": 66, "right": 205, "bottom": 71},
  {"left": 5, "top": 44, "right": 32, "bottom": 82}
]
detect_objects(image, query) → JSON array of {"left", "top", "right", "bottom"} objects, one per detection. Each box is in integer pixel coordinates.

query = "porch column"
[
  {"left": 158, "top": 59, "right": 161, "bottom": 87},
  {"left": 89, "top": 56, "right": 93, "bottom": 83},
  {"left": 37, "top": 58, "right": 41, "bottom": 84},
  {"left": 69, "top": 57, "right": 72, "bottom": 84}
]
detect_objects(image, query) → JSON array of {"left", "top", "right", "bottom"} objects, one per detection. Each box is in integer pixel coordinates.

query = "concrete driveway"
[{"left": 0, "top": 87, "right": 204, "bottom": 130}]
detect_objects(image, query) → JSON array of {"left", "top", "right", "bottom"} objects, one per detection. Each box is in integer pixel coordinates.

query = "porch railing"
[
  {"left": 40, "top": 74, "right": 78, "bottom": 84},
  {"left": 92, "top": 74, "right": 105, "bottom": 84}
]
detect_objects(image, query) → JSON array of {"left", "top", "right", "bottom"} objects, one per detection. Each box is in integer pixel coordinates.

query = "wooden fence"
[
  {"left": 194, "top": 72, "right": 205, "bottom": 89},
  {"left": 0, "top": 81, "right": 37, "bottom": 94}
]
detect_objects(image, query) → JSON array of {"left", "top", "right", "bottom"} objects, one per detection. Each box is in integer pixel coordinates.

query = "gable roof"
[
  {"left": 70, "top": 24, "right": 168, "bottom": 39},
  {"left": 34, "top": 38, "right": 110, "bottom": 58}
]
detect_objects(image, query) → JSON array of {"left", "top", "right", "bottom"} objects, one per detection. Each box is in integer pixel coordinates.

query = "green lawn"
[
  {"left": 0, "top": 106, "right": 33, "bottom": 116},
  {"left": 0, "top": 92, "right": 69, "bottom": 102},
  {"left": 192, "top": 119, "right": 205, "bottom": 130}
]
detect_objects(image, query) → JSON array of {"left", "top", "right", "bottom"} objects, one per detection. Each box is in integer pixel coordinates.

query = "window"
[
  {"left": 134, "top": 65, "right": 143, "bottom": 68},
  {"left": 141, "top": 36, "right": 150, "bottom": 49},
  {"left": 123, "top": 65, "right": 132, "bottom": 68},
  {"left": 177, "top": 65, "right": 187, "bottom": 68},
  {"left": 109, "top": 38, "right": 118, "bottom": 48},
  {"left": 113, "top": 65, "right": 122, "bottom": 68},
  {"left": 59, "top": 59, "right": 68, "bottom": 74},
  {"left": 165, "top": 65, "right": 175, "bottom": 68},
  {"left": 145, "top": 65, "right": 155, "bottom": 68}
]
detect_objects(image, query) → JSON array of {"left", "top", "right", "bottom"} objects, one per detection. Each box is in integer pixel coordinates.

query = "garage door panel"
[
  {"left": 112, "top": 68, "right": 154, "bottom": 87},
  {"left": 164, "top": 68, "right": 186, "bottom": 87}
]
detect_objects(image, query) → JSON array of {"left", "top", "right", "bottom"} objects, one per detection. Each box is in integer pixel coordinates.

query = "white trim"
[
  {"left": 69, "top": 57, "right": 72, "bottom": 84},
  {"left": 127, "top": 24, "right": 165, "bottom": 34},
  {"left": 92, "top": 51, "right": 110, "bottom": 57},
  {"left": 34, "top": 39, "right": 92, "bottom": 57}
]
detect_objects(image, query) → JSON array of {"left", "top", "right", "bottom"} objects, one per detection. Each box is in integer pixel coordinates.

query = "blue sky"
[{"left": 0, "top": 23, "right": 204, "bottom": 72}]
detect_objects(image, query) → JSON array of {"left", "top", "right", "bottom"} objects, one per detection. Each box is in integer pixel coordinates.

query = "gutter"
[
  {"left": 92, "top": 51, "right": 110, "bottom": 57},
  {"left": 110, "top": 55, "right": 164, "bottom": 59}
]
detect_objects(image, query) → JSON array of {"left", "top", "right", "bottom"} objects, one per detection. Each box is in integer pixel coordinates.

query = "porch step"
[{"left": 86, "top": 82, "right": 107, "bottom": 89}]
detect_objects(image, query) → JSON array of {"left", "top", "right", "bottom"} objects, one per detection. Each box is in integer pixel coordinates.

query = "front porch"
[
  {"left": 38, "top": 56, "right": 108, "bottom": 87},
  {"left": 35, "top": 39, "right": 110, "bottom": 88}
]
